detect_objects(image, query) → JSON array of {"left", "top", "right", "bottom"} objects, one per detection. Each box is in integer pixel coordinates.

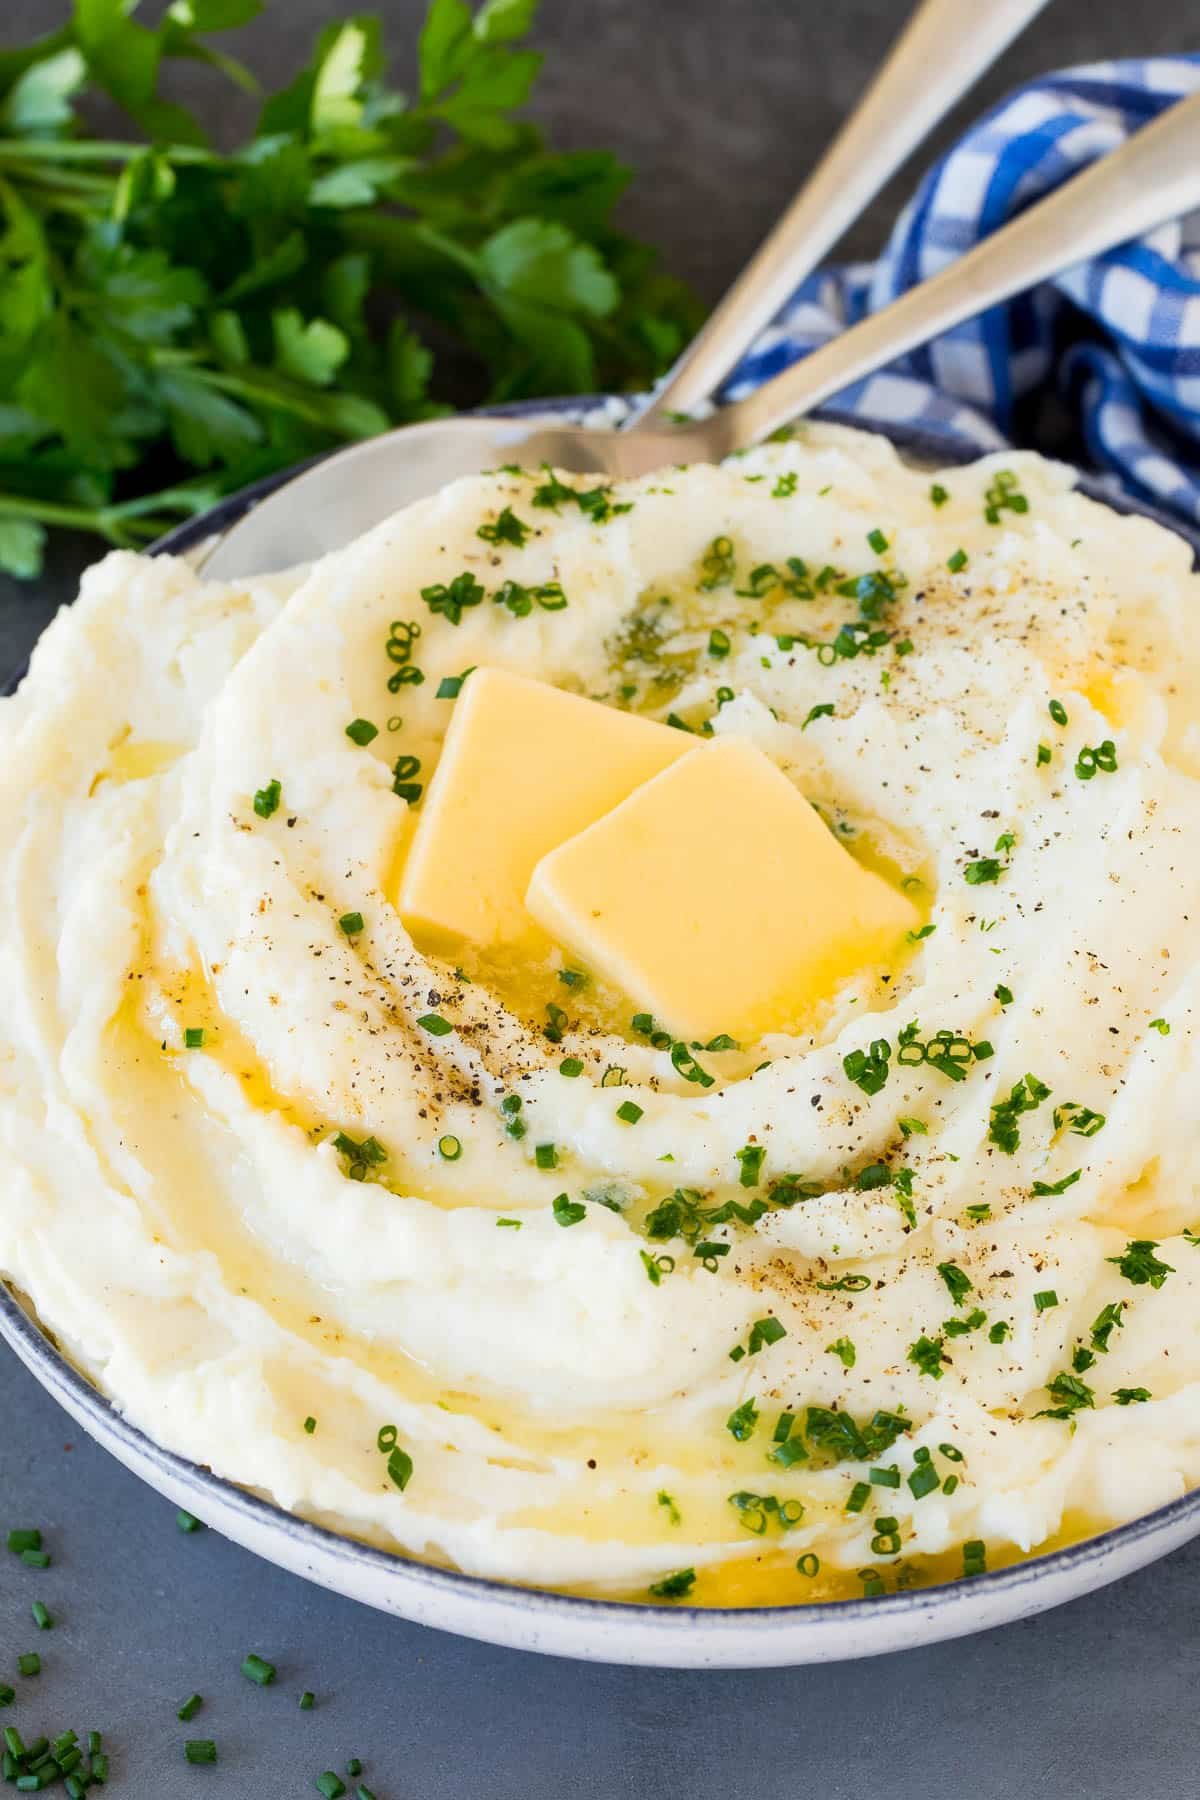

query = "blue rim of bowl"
[{"left": 3, "top": 397, "right": 1199, "bottom": 1636}]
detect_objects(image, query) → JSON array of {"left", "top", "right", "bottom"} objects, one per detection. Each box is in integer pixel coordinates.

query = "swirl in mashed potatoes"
[{"left": 2, "top": 422, "right": 1199, "bottom": 1606}]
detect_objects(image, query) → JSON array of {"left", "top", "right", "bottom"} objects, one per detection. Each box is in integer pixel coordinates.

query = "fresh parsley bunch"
[{"left": 0, "top": 0, "right": 701, "bottom": 578}]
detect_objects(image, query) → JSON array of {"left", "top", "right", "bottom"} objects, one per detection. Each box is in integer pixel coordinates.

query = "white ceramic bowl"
[{"left": 4, "top": 405, "right": 1199, "bottom": 1668}]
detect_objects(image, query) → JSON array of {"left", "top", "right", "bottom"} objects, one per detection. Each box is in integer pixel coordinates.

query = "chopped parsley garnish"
[
  {"left": 772, "top": 472, "right": 798, "bottom": 498},
  {"left": 345, "top": 718, "right": 378, "bottom": 746},
  {"left": 802, "top": 702, "right": 835, "bottom": 729},
  {"left": 1075, "top": 740, "right": 1118, "bottom": 781},
  {"left": 1031, "top": 1169, "right": 1082, "bottom": 1196},
  {"left": 937, "top": 1263, "right": 973, "bottom": 1307},
  {"left": 1090, "top": 1301, "right": 1126, "bottom": 1352},
  {"left": 988, "top": 1320, "right": 1011, "bottom": 1344},
  {"left": 253, "top": 778, "right": 281, "bottom": 819},
  {"left": 559, "top": 1057, "right": 584, "bottom": 1078},
  {"left": 1113, "top": 1387, "right": 1152, "bottom": 1405},
  {"left": 648, "top": 1568, "right": 696, "bottom": 1600},
  {"left": 994, "top": 984, "right": 1013, "bottom": 1006},
  {"left": 476, "top": 506, "right": 529, "bottom": 547},
  {"left": 988, "top": 1073, "right": 1050, "bottom": 1154},
  {"left": 420, "top": 571, "right": 485, "bottom": 624},
  {"left": 1052, "top": 1102, "right": 1106, "bottom": 1138},
  {"left": 726, "top": 1398, "right": 759, "bottom": 1441},
  {"left": 1107, "top": 1239, "right": 1173, "bottom": 1289},
  {"left": 826, "top": 1336, "right": 856, "bottom": 1369},
  {"left": 908, "top": 1335, "right": 948, "bottom": 1379},
  {"left": 947, "top": 548, "right": 968, "bottom": 573},
  {"left": 552, "top": 1193, "right": 585, "bottom": 1227},
  {"left": 416, "top": 1013, "right": 453, "bottom": 1036},
  {"left": 616, "top": 1100, "right": 644, "bottom": 1125},
  {"left": 1033, "top": 1290, "right": 1059, "bottom": 1312},
  {"left": 1035, "top": 1371, "right": 1094, "bottom": 1421}
]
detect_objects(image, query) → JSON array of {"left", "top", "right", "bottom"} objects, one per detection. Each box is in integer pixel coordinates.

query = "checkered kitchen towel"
[{"left": 724, "top": 57, "right": 1200, "bottom": 526}]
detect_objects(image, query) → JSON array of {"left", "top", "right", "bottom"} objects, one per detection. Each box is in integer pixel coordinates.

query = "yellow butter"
[
  {"left": 397, "top": 668, "right": 691, "bottom": 953},
  {"left": 525, "top": 736, "right": 919, "bottom": 1041}
]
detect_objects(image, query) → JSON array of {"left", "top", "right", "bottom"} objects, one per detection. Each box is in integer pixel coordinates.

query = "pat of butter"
[
  {"left": 398, "top": 668, "right": 690, "bottom": 952},
  {"left": 526, "top": 737, "right": 919, "bottom": 1041}
]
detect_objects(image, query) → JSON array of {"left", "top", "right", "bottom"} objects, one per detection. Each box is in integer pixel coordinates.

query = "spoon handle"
[
  {"left": 723, "top": 83, "right": 1200, "bottom": 450},
  {"left": 625, "top": 0, "right": 1052, "bottom": 431}
]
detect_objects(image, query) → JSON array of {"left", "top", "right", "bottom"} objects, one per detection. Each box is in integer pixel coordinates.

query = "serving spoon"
[{"left": 203, "top": 72, "right": 1200, "bottom": 581}]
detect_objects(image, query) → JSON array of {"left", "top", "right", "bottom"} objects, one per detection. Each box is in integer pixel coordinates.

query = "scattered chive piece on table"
[
  {"left": 240, "top": 1653, "right": 277, "bottom": 1687},
  {"left": 316, "top": 1774, "right": 348, "bottom": 1799},
  {"left": 178, "top": 1695, "right": 204, "bottom": 1723},
  {"left": 176, "top": 1509, "right": 203, "bottom": 1534},
  {"left": 20, "top": 1550, "right": 50, "bottom": 1570},
  {"left": 7, "top": 1530, "right": 41, "bottom": 1554},
  {"left": 30, "top": 1603, "right": 51, "bottom": 1632},
  {"left": 16, "top": 1655, "right": 40, "bottom": 1677},
  {"left": 184, "top": 1740, "right": 217, "bottom": 1765},
  {"left": 299, "top": 1691, "right": 316, "bottom": 1711},
  {"left": 346, "top": 1760, "right": 363, "bottom": 1778}
]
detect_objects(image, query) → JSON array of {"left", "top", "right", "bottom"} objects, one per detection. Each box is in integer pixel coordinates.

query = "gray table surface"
[{"left": 3, "top": 3, "right": 1199, "bottom": 1795}]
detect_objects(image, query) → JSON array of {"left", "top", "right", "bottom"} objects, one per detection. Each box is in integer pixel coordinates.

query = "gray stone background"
[{"left": 2, "top": 3, "right": 1199, "bottom": 1795}]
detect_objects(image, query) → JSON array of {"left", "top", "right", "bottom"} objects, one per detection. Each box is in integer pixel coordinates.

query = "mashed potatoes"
[{"left": 2, "top": 422, "right": 1199, "bottom": 1605}]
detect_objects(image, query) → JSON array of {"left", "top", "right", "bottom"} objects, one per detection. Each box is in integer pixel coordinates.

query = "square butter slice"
[
  {"left": 526, "top": 736, "right": 919, "bottom": 1042},
  {"left": 398, "top": 668, "right": 691, "bottom": 953}
]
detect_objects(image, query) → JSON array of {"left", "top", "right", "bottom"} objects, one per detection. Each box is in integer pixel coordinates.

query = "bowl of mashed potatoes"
[{"left": 2, "top": 409, "right": 1198, "bottom": 1668}]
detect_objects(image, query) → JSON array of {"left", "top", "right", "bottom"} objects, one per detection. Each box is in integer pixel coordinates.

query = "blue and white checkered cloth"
[{"left": 724, "top": 57, "right": 1200, "bottom": 526}]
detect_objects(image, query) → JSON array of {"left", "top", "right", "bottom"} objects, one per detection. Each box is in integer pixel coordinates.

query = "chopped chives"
[
  {"left": 183, "top": 1026, "right": 206, "bottom": 1049},
  {"left": 495, "top": 1217, "right": 521, "bottom": 1228},
  {"left": 929, "top": 483, "right": 948, "bottom": 507},
  {"left": 316, "top": 1775, "right": 347, "bottom": 1799},
  {"left": 534, "top": 1142, "right": 558, "bottom": 1170},
  {"left": 338, "top": 911, "right": 364, "bottom": 936},
  {"left": 867, "top": 527, "right": 889, "bottom": 554},
  {"left": 356, "top": 1788, "right": 377, "bottom": 1800},
  {"left": 91, "top": 1752, "right": 108, "bottom": 1783},
  {"left": 416, "top": 1013, "right": 452, "bottom": 1035},
  {"left": 304, "top": 1416, "right": 317, "bottom": 1434},
  {"left": 0, "top": 1689, "right": 11, "bottom": 1708},
  {"left": 6, "top": 1530, "right": 40, "bottom": 1554},
  {"left": 552, "top": 1193, "right": 586, "bottom": 1227},
  {"left": 299, "top": 1692, "right": 315, "bottom": 1711},
  {"left": 616, "top": 1100, "right": 643, "bottom": 1124},
  {"left": 708, "top": 628, "right": 731, "bottom": 658},
  {"left": 558, "top": 1057, "right": 584, "bottom": 1078},
  {"left": 1033, "top": 1290, "right": 1059, "bottom": 1312},
  {"left": 345, "top": 719, "right": 378, "bottom": 746},
  {"left": 437, "top": 1135, "right": 463, "bottom": 1161},
  {"left": 845, "top": 1482, "right": 871, "bottom": 1514},
  {"left": 184, "top": 1740, "right": 217, "bottom": 1764},
  {"left": 1048, "top": 698, "right": 1068, "bottom": 726},
  {"left": 947, "top": 548, "right": 968, "bottom": 573},
  {"left": 30, "top": 1602, "right": 51, "bottom": 1631},
  {"left": 178, "top": 1695, "right": 203, "bottom": 1722},
  {"left": 20, "top": 1550, "right": 50, "bottom": 1570},
  {"left": 176, "top": 1509, "right": 203, "bottom": 1534},
  {"left": 346, "top": 1760, "right": 363, "bottom": 1778},
  {"left": 240, "top": 1653, "right": 277, "bottom": 1687},
  {"left": 16, "top": 1655, "right": 39, "bottom": 1677},
  {"left": 87, "top": 1734, "right": 101, "bottom": 1757}
]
